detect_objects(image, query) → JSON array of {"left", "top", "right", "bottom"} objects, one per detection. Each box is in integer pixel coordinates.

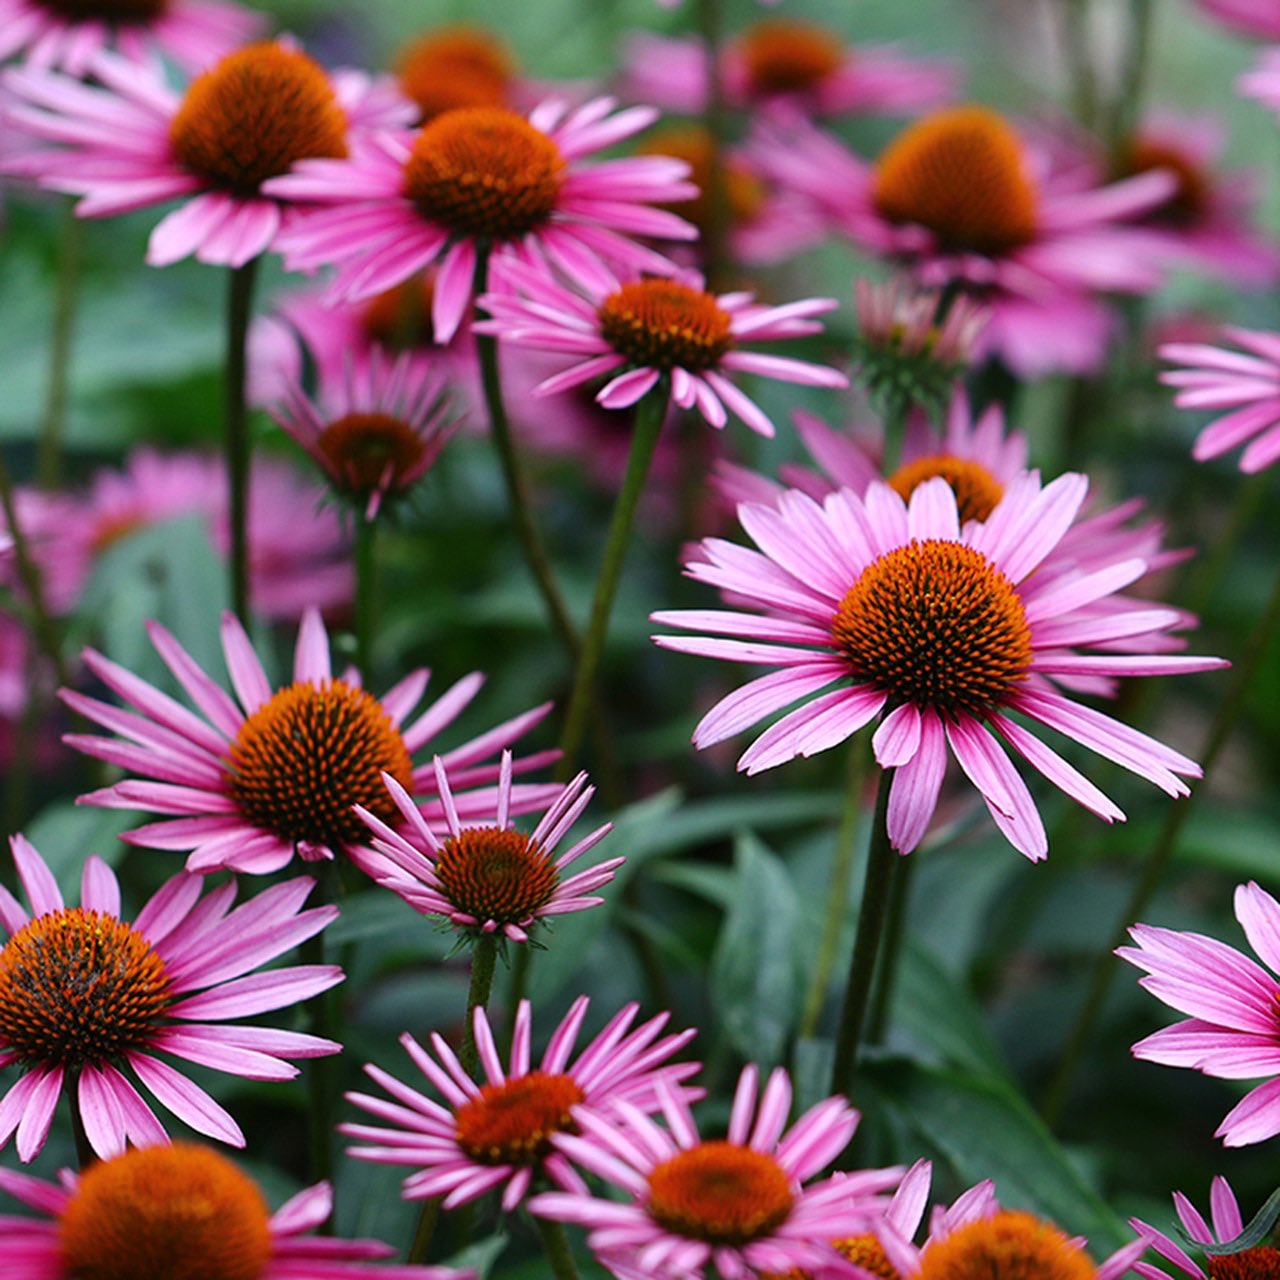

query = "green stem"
[
  {"left": 225, "top": 258, "right": 260, "bottom": 627},
  {"left": 799, "top": 745, "right": 867, "bottom": 1039},
  {"left": 406, "top": 1197, "right": 441, "bottom": 1265},
  {"left": 555, "top": 385, "right": 668, "bottom": 779},
  {"left": 472, "top": 247, "right": 579, "bottom": 660},
  {"left": 459, "top": 933, "right": 499, "bottom": 1077},
  {"left": 37, "top": 204, "right": 84, "bottom": 490},
  {"left": 868, "top": 851, "right": 915, "bottom": 1044},
  {"left": 694, "top": 0, "right": 730, "bottom": 291},
  {"left": 830, "top": 770, "right": 896, "bottom": 1099},
  {"left": 1061, "top": 0, "right": 1099, "bottom": 133},
  {"left": 1041, "top": 553, "right": 1280, "bottom": 1128},
  {"left": 66, "top": 1072, "right": 96, "bottom": 1171},
  {"left": 355, "top": 516, "right": 377, "bottom": 675},
  {"left": 534, "top": 1215, "right": 582, "bottom": 1280}
]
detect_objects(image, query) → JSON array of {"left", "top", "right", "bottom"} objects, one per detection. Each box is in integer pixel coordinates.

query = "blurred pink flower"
[
  {"left": 1193, "top": 0, "right": 1280, "bottom": 39},
  {"left": 4, "top": 41, "right": 411, "bottom": 267},
  {"left": 267, "top": 97, "right": 700, "bottom": 342},
  {"left": 0, "top": 835, "right": 341, "bottom": 1161},
  {"left": 1120, "top": 880, "right": 1280, "bottom": 1146},
  {"left": 654, "top": 476, "right": 1223, "bottom": 859},
  {"left": 343, "top": 996, "right": 698, "bottom": 1211},
  {"left": 0, "top": 1143, "right": 470, "bottom": 1280},
  {"left": 1130, "top": 1176, "right": 1272, "bottom": 1280}
]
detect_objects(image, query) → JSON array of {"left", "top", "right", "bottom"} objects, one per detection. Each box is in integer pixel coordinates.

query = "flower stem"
[
  {"left": 355, "top": 516, "right": 377, "bottom": 675},
  {"left": 406, "top": 1197, "right": 441, "bottom": 1265},
  {"left": 224, "top": 258, "right": 260, "bottom": 627},
  {"left": 830, "top": 770, "right": 896, "bottom": 1099},
  {"left": 868, "top": 852, "right": 915, "bottom": 1044},
  {"left": 37, "top": 203, "right": 84, "bottom": 491},
  {"left": 535, "top": 1215, "right": 582, "bottom": 1280},
  {"left": 66, "top": 1072, "right": 95, "bottom": 1171},
  {"left": 472, "top": 247, "right": 579, "bottom": 660},
  {"left": 459, "top": 933, "right": 499, "bottom": 1077},
  {"left": 556, "top": 385, "right": 668, "bottom": 779},
  {"left": 800, "top": 745, "right": 867, "bottom": 1039},
  {"left": 1042, "top": 553, "right": 1280, "bottom": 1128}
]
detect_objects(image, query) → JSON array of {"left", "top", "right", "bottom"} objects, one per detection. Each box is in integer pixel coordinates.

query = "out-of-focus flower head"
[{"left": 1193, "top": 0, "right": 1280, "bottom": 40}]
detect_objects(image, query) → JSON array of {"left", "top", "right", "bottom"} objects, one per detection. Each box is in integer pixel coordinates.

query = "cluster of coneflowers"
[{"left": 1, "top": 0, "right": 1280, "bottom": 1278}]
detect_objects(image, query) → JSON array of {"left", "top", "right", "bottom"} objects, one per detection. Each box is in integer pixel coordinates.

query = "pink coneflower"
[
  {"left": 354, "top": 750, "right": 622, "bottom": 942},
  {"left": 474, "top": 258, "right": 846, "bottom": 436},
  {"left": 1238, "top": 46, "right": 1280, "bottom": 116},
  {"left": 530, "top": 1064, "right": 895, "bottom": 1280},
  {"left": 266, "top": 97, "right": 700, "bottom": 342},
  {"left": 1130, "top": 1176, "right": 1270, "bottom": 1280},
  {"left": 1193, "top": 0, "right": 1280, "bottom": 39},
  {"left": 1159, "top": 326, "right": 1280, "bottom": 472},
  {"left": 62, "top": 607, "right": 558, "bottom": 874},
  {"left": 751, "top": 105, "right": 1175, "bottom": 377},
  {"left": 4, "top": 40, "right": 412, "bottom": 268},
  {"left": 0, "top": 1143, "right": 470, "bottom": 1280},
  {"left": 620, "top": 21, "right": 957, "bottom": 119},
  {"left": 0, "top": 0, "right": 262, "bottom": 76},
  {"left": 1113, "top": 115, "right": 1280, "bottom": 285},
  {"left": 653, "top": 476, "right": 1223, "bottom": 860},
  {"left": 1118, "top": 880, "right": 1280, "bottom": 1147},
  {"left": 0, "top": 834, "right": 341, "bottom": 1161},
  {"left": 269, "top": 349, "right": 459, "bottom": 519},
  {"left": 343, "top": 996, "right": 699, "bottom": 1211}
]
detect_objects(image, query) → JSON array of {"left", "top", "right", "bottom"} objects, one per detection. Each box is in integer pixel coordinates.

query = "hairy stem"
[{"left": 224, "top": 258, "right": 260, "bottom": 626}]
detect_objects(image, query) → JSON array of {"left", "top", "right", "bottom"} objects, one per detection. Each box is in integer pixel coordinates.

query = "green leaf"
[
  {"left": 863, "top": 1056, "right": 1128, "bottom": 1253},
  {"left": 710, "top": 832, "right": 803, "bottom": 1069}
]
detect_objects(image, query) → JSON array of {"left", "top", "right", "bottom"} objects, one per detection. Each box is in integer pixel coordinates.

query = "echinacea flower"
[
  {"left": 393, "top": 24, "right": 517, "bottom": 122},
  {"left": 62, "top": 607, "right": 558, "bottom": 874},
  {"left": 530, "top": 1064, "right": 897, "bottom": 1280},
  {"left": 269, "top": 348, "right": 459, "bottom": 519},
  {"left": 0, "top": 1143, "right": 470, "bottom": 1280},
  {"left": 0, "top": 834, "right": 341, "bottom": 1161},
  {"left": 620, "top": 21, "right": 957, "bottom": 120},
  {"left": 1159, "top": 326, "right": 1280, "bottom": 472},
  {"left": 474, "top": 258, "right": 847, "bottom": 436},
  {"left": 343, "top": 996, "right": 699, "bottom": 1211},
  {"left": 354, "top": 750, "right": 623, "bottom": 942},
  {"left": 1130, "top": 1176, "right": 1271, "bottom": 1280},
  {"left": 751, "top": 105, "right": 1175, "bottom": 377},
  {"left": 4, "top": 40, "right": 412, "bottom": 267},
  {"left": 267, "top": 96, "right": 700, "bottom": 342},
  {"left": 0, "top": 0, "right": 262, "bottom": 76},
  {"left": 1118, "top": 880, "right": 1280, "bottom": 1147},
  {"left": 654, "top": 476, "right": 1224, "bottom": 859}
]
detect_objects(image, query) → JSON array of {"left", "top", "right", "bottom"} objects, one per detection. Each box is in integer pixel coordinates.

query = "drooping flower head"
[
  {"left": 269, "top": 348, "right": 460, "bottom": 520},
  {"left": 475, "top": 258, "right": 847, "bottom": 436},
  {"left": 620, "top": 21, "right": 957, "bottom": 120},
  {"left": 1130, "top": 1176, "right": 1274, "bottom": 1280},
  {"left": 654, "top": 476, "right": 1223, "bottom": 859},
  {"left": 4, "top": 40, "right": 413, "bottom": 267},
  {"left": 0, "top": 835, "right": 341, "bottom": 1161},
  {"left": 0, "top": 1142, "right": 471, "bottom": 1280},
  {"left": 530, "top": 1064, "right": 897, "bottom": 1280},
  {"left": 0, "top": 0, "right": 262, "bottom": 76},
  {"left": 1119, "top": 880, "right": 1280, "bottom": 1147},
  {"left": 62, "top": 608, "right": 558, "bottom": 874},
  {"left": 1160, "top": 326, "right": 1280, "bottom": 473},
  {"left": 267, "top": 96, "right": 700, "bottom": 342},
  {"left": 354, "top": 750, "right": 622, "bottom": 942},
  {"left": 343, "top": 996, "right": 699, "bottom": 1211},
  {"left": 752, "top": 105, "right": 1175, "bottom": 377}
]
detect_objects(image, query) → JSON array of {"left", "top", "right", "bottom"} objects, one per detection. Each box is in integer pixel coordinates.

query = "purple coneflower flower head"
[
  {"left": 343, "top": 996, "right": 699, "bottom": 1211},
  {"left": 353, "top": 750, "right": 622, "bottom": 942},
  {"left": 654, "top": 476, "right": 1225, "bottom": 860},
  {"left": 1119, "top": 880, "right": 1280, "bottom": 1147},
  {"left": 0, "top": 835, "right": 342, "bottom": 1161},
  {"left": 1160, "top": 326, "right": 1280, "bottom": 473},
  {"left": 266, "top": 96, "right": 700, "bottom": 342},
  {"left": 1130, "top": 1176, "right": 1272, "bottom": 1280},
  {"left": 530, "top": 1064, "right": 894, "bottom": 1280},
  {"left": 751, "top": 104, "right": 1175, "bottom": 377},
  {"left": 621, "top": 20, "right": 957, "bottom": 119},
  {"left": 0, "top": 1143, "right": 471, "bottom": 1280},
  {"left": 269, "top": 348, "right": 460, "bottom": 520},
  {"left": 3, "top": 40, "right": 413, "bottom": 268},
  {"left": 475, "top": 258, "right": 847, "bottom": 436},
  {"left": 0, "top": 0, "right": 262, "bottom": 76},
  {"left": 61, "top": 607, "right": 558, "bottom": 874}
]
